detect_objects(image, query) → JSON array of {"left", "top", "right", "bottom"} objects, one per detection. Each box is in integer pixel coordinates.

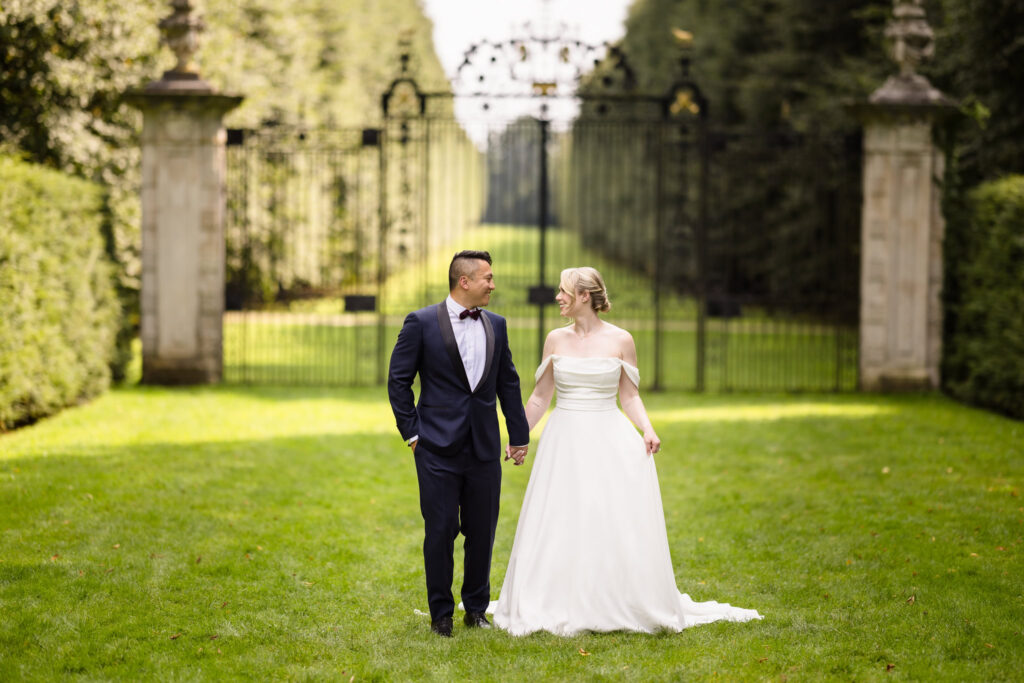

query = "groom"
[{"left": 387, "top": 250, "right": 530, "bottom": 637}]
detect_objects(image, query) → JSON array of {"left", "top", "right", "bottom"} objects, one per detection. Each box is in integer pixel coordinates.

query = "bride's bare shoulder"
[
  {"left": 602, "top": 322, "right": 634, "bottom": 341},
  {"left": 546, "top": 326, "right": 572, "bottom": 343},
  {"left": 601, "top": 324, "right": 636, "bottom": 359},
  {"left": 543, "top": 326, "right": 571, "bottom": 354}
]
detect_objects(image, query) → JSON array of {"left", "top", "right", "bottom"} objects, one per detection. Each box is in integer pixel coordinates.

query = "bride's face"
[{"left": 555, "top": 286, "right": 587, "bottom": 318}]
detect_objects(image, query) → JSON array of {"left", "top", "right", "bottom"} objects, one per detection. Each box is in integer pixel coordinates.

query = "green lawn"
[{"left": 2, "top": 387, "right": 1022, "bottom": 680}]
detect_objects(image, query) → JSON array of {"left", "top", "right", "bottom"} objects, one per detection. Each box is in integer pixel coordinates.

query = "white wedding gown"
[{"left": 488, "top": 355, "right": 763, "bottom": 636}]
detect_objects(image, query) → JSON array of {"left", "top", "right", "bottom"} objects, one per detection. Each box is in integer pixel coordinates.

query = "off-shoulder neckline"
[
  {"left": 535, "top": 354, "right": 640, "bottom": 385},
  {"left": 536, "top": 354, "right": 639, "bottom": 371}
]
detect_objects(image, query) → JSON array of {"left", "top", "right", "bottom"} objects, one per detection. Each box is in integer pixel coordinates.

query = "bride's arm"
[
  {"left": 524, "top": 333, "right": 557, "bottom": 431},
  {"left": 618, "top": 333, "right": 661, "bottom": 455}
]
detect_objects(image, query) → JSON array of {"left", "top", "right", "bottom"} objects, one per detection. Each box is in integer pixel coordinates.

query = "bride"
[{"left": 490, "top": 266, "right": 762, "bottom": 636}]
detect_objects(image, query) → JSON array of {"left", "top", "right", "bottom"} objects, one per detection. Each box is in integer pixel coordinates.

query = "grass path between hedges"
[{"left": 1, "top": 386, "right": 1022, "bottom": 680}]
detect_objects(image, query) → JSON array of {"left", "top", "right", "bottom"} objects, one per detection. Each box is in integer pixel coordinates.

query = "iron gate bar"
[
  {"left": 376, "top": 124, "right": 388, "bottom": 385},
  {"left": 695, "top": 110, "right": 711, "bottom": 393},
  {"left": 653, "top": 122, "right": 665, "bottom": 391},
  {"left": 536, "top": 117, "right": 549, "bottom": 367}
]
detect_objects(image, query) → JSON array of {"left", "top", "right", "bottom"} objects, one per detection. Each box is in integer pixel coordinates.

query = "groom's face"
[{"left": 465, "top": 260, "right": 495, "bottom": 308}]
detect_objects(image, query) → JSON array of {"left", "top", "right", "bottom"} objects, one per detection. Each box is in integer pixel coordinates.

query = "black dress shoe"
[
  {"left": 463, "top": 611, "right": 491, "bottom": 629},
  {"left": 431, "top": 616, "right": 453, "bottom": 637}
]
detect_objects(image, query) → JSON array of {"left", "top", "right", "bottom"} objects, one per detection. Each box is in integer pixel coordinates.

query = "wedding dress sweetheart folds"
[{"left": 490, "top": 355, "right": 763, "bottom": 636}]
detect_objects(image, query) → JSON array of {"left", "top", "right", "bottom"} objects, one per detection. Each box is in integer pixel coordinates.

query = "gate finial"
[
  {"left": 160, "top": 0, "right": 204, "bottom": 77},
  {"left": 868, "top": 0, "right": 950, "bottom": 106},
  {"left": 885, "top": 0, "right": 933, "bottom": 78}
]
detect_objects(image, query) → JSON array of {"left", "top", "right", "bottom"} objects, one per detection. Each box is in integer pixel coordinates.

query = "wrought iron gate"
[{"left": 223, "top": 31, "right": 860, "bottom": 391}]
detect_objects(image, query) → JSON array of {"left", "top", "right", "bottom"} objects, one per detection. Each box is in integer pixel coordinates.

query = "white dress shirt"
[{"left": 445, "top": 295, "right": 486, "bottom": 391}]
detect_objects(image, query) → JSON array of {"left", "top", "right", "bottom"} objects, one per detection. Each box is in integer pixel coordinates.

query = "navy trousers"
[{"left": 413, "top": 439, "right": 501, "bottom": 621}]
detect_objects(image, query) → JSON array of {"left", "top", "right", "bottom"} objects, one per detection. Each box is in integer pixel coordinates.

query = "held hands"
[
  {"left": 411, "top": 439, "right": 527, "bottom": 464},
  {"left": 505, "top": 444, "right": 528, "bottom": 466},
  {"left": 643, "top": 429, "right": 661, "bottom": 456}
]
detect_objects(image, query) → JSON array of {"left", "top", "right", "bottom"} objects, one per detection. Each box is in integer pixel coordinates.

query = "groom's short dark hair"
[{"left": 449, "top": 250, "right": 492, "bottom": 290}]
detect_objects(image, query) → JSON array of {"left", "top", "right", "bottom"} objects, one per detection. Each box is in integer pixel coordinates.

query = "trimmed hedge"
[
  {"left": 0, "top": 156, "right": 120, "bottom": 430},
  {"left": 943, "top": 175, "right": 1024, "bottom": 419}
]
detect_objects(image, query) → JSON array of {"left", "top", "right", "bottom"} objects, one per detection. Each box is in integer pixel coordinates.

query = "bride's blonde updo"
[{"left": 559, "top": 266, "right": 611, "bottom": 313}]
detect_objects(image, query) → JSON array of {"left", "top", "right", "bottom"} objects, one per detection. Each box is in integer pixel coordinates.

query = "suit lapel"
[
  {"left": 479, "top": 312, "right": 495, "bottom": 392},
  {"left": 435, "top": 302, "right": 472, "bottom": 391}
]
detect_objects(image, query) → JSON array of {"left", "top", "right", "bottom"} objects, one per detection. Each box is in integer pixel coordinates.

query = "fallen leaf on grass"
[
  {"left": 906, "top": 595, "right": 916, "bottom": 605},
  {"left": 245, "top": 553, "right": 252, "bottom": 560},
  {"left": 985, "top": 643, "right": 994, "bottom": 648},
  {"left": 303, "top": 581, "right": 315, "bottom": 586},
  {"left": 758, "top": 657, "right": 768, "bottom": 663},
  {"left": 50, "top": 554, "right": 59, "bottom": 562},
  {"left": 112, "top": 544, "right": 120, "bottom": 549},
  {"left": 970, "top": 553, "right": 979, "bottom": 557},
  {"left": 210, "top": 635, "right": 219, "bottom": 640},
  {"left": 578, "top": 648, "right": 590, "bottom": 656},
  {"left": 170, "top": 633, "right": 182, "bottom": 640},
  {"left": 886, "top": 663, "right": 895, "bottom": 671}
]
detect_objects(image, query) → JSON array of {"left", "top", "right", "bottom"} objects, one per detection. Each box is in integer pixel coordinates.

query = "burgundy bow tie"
[{"left": 459, "top": 308, "right": 481, "bottom": 321}]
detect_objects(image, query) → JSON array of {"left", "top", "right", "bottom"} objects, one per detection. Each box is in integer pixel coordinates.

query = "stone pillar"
[
  {"left": 856, "top": 0, "right": 954, "bottom": 391},
  {"left": 127, "top": 1, "right": 241, "bottom": 384}
]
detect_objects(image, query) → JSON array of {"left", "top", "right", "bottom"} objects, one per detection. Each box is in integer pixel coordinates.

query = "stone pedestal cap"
[
  {"left": 850, "top": 0, "right": 956, "bottom": 120},
  {"left": 124, "top": 0, "right": 242, "bottom": 110}
]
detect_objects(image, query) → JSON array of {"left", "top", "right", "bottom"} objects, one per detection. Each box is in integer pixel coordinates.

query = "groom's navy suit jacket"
[{"left": 388, "top": 302, "right": 529, "bottom": 459}]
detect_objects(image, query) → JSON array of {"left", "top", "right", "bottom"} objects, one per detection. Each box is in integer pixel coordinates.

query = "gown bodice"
[{"left": 535, "top": 355, "right": 640, "bottom": 412}]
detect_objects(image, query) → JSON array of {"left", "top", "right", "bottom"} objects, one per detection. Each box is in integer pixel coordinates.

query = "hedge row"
[
  {"left": 943, "top": 175, "right": 1024, "bottom": 420},
  {"left": 0, "top": 156, "right": 120, "bottom": 430}
]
